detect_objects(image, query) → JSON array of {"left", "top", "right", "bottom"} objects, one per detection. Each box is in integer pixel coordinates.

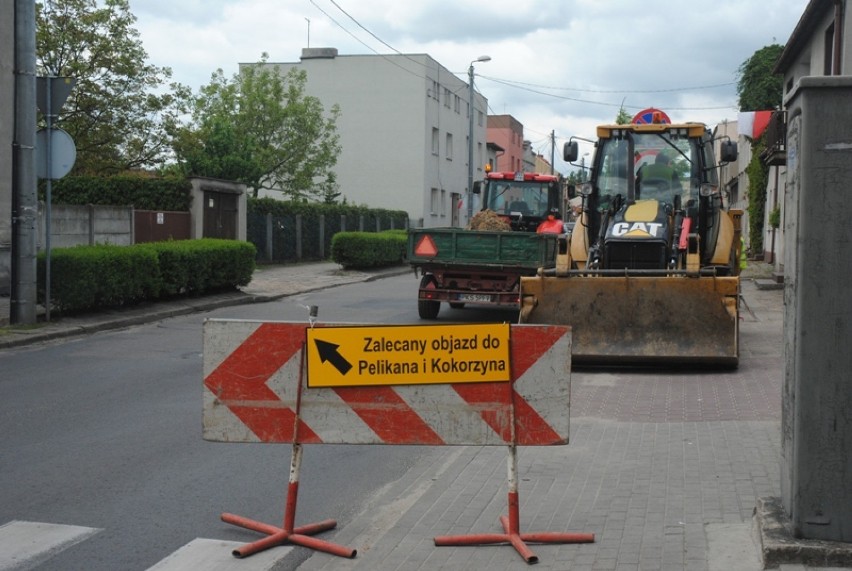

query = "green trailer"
[{"left": 407, "top": 227, "right": 559, "bottom": 319}]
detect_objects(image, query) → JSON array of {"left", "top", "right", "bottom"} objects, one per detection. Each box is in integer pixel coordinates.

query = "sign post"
[{"left": 35, "top": 76, "right": 76, "bottom": 321}]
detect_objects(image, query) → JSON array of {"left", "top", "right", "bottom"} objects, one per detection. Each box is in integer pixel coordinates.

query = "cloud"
[{"left": 130, "top": 0, "right": 808, "bottom": 173}]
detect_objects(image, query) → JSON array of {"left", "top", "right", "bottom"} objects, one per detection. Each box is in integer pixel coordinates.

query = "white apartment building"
[{"left": 258, "top": 48, "right": 489, "bottom": 228}]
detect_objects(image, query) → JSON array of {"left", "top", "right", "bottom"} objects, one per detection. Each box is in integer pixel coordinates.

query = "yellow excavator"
[{"left": 519, "top": 118, "right": 742, "bottom": 367}]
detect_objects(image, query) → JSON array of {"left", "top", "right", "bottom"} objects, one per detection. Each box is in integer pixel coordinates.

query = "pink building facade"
[{"left": 486, "top": 115, "right": 524, "bottom": 173}]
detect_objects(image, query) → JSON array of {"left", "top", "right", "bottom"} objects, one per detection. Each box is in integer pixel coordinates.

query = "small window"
[
  {"left": 454, "top": 94, "right": 460, "bottom": 113},
  {"left": 824, "top": 22, "right": 835, "bottom": 75},
  {"left": 432, "top": 127, "right": 439, "bottom": 155},
  {"left": 431, "top": 188, "right": 440, "bottom": 214},
  {"left": 444, "top": 87, "right": 451, "bottom": 108},
  {"left": 446, "top": 133, "right": 453, "bottom": 160}
]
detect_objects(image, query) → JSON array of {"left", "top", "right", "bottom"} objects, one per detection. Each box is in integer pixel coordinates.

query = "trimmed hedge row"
[
  {"left": 45, "top": 175, "right": 192, "bottom": 211},
  {"left": 331, "top": 230, "right": 407, "bottom": 269},
  {"left": 38, "top": 239, "right": 256, "bottom": 313}
]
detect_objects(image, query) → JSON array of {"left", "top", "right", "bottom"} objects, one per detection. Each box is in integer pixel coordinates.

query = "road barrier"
[{"left": 203, "top": 318, "right": 594, "bottom": 563}]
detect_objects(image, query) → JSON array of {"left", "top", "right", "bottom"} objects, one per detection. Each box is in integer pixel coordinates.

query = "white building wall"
[
  {"left": 259, "top": 50, "right": 486, "bottom": 229},
  {"left": 781, "top": 3, "right": 852, "bottom": 92}
]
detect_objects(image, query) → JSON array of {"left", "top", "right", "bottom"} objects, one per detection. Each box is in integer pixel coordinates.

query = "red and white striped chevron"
[{"left": 203, "top": 320, "right": 571, "bottom": 446}]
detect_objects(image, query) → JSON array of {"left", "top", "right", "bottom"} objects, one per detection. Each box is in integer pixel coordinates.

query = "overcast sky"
[{"left": 131, "top": 0, "right": 808, "bottom": 174}]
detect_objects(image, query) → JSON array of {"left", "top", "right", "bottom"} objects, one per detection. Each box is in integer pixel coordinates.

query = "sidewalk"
[
  {"left": 0, "top": 261, "right": 411, "bottom": 349},
  {"left": 288, "top": 270, "right": 849, "bottom": 571}
]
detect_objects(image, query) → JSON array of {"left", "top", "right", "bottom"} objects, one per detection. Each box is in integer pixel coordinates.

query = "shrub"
[
  {"left": 331, "top": 231, "right": 406, "bottom": 269},
  {"left": 39, "top": 244, "right": 161, "bottom": 312},
  {"left": 38, "top": 239, "right": 256, "bottom": 313}
]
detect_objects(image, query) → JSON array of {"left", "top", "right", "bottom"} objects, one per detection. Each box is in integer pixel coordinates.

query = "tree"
[
  {"left": 615, "top": 106, "right": 631, "bottom": 125},
  {"left": 172, "top": 57, "right": 342, "bottom": 200},
  {"left": 736, "top": 44, "right": 783, "bottom": 258},
  {"left": 36, "top": 0, "right": 188, "bottom": 174},
  {"left": 736, "top": 44, "right": 784, "bottom": 111}
]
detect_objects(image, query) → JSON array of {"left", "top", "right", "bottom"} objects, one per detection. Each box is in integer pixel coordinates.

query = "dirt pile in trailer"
[{"left": 467, "top": 209, "right": 511, "bottom": 231}]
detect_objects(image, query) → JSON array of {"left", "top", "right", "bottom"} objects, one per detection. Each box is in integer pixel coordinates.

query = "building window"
[
  {"left": 454, "top": 94, "right": 460, "bottom": 113},
  {"left": 477, "top": 110, "right": 484, "bottom": 127},
  {"left": 444, "top": 87, "right": 451, "bottom": 108},
  {"left": 824, "top": 22, "right": 835, "bottom": 75},
  {"left": 477, "top": 142, "right": 482, "bottom": 170},
  {"left": 431, "top": 80, "right": 439, "bottom": 101},
  {"left": 446, "top": 133, "right": 453, "bottom": 160},
  {"left": 432, "top": 127, "right": 439, "bottom": 155},
  {"left": 441, "top": 189, "right": 446, "bottom": 216},
  {"left": 431, "top": 188, "right": 440, "bottom": 214}
]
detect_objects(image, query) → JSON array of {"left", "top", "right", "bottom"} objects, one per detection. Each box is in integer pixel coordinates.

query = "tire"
[{"left": 418, "top": 275, "right": 440, "bottom": 319}]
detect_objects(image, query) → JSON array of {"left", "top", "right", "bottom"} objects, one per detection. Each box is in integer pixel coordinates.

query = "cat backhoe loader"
[{"left": 519, "top": 119, "right": 742, "bottom": 366}]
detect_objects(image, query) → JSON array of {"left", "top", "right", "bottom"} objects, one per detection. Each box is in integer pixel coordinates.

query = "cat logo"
[{"left": 611, "top": 222, "right": 663, "bottom": 237}]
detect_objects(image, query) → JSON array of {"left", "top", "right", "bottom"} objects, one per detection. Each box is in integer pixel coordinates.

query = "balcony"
[{"left": 760, "top": 111, "right": 786, "bottom": 166}]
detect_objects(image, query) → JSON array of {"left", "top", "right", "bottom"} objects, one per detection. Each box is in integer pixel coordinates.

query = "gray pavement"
[{"left": 2, "top": 261, "right": 850, "bottom": 569}]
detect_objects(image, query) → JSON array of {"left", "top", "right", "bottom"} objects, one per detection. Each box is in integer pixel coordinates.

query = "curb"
[
  {"left": 0, "top": 266, "right": 412, "bottom": 350},
  {"left": 754, "top": 497, "right": 852, "bottom": 568}
]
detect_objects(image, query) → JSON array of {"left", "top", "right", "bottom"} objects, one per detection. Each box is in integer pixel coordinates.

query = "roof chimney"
[{"left": 301, "top": 48, "right": 338, "bottom": 60}]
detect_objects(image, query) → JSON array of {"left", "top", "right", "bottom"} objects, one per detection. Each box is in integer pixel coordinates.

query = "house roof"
[{"left": 774, "top": 0, "right": 836, "bottom": 73}]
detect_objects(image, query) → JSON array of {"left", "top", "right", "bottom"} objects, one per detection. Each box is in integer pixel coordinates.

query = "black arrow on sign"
[{"left": 314, "top": 339, "right": 353, "bottom": 375}]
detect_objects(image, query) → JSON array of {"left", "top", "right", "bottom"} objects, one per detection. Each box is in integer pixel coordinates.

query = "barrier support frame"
[
  {"left": 433, "top": 385, "right": 594, "bottom": 564},
  {"left": 220, "top": 343, "right": 357, "bottom": 559}
]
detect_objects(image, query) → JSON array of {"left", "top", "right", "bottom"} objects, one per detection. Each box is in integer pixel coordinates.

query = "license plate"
[{"left": 458, "top": 293, "right": 492, "bottom": 303}]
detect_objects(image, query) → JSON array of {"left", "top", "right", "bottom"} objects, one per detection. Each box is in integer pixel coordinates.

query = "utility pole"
[
  {"left": 550, "top": 130, "right": 555, "bottom": 175},
  {"left": 466, "top": 56, "right": 490, "bottom": 223},
  {"left": 11, "top": 0, "right": 38, "bottom": 325}
]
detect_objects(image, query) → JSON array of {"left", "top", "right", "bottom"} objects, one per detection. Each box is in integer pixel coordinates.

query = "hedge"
[
  {"left": 45, "top": 175, "right": 192, "bottom": 211},
  {"left": 38, "top": 239, "right": 256, "bottom": 313},
  {"left": 331, "top": 230, "right": 407, "bottom": 269}
]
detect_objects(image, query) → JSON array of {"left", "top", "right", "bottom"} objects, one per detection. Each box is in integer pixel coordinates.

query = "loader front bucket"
[{"left": 519, "top": 274, "right": 739, "bottom": 367}]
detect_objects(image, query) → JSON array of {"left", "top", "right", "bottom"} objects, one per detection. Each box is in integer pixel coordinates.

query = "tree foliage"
[
  {"left": 736, "top": 44, "right": 784, "bottom": 111},
  {"left": 736, "top": 44, "right": 783, "bottom": 257},
  {"left": 615, "top": 106, "right": 631, "bottom": 125},
  {"left": 746, "top": 137, "right": 768, "bottom": 256},
  {"left": 36, "top": 0, "right": 188, "bottom": 174},
  {"left": 171, "top": 56, "right": 342, "bottom": 201}
]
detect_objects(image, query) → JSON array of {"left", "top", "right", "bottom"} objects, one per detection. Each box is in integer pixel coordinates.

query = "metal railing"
[{"left": 760, "top": 111, "right": 786, "bottom": 166}]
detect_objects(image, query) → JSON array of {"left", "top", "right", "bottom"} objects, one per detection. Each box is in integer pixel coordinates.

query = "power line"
[
  {"left": 478, "top": 75, "right": 735, "bottom": 94},
  {"left": 307, "top": 1, "right": 736, "bottom": 113},
  {"left": 479, "top": 75, "right": 737, "bottom": 111}
]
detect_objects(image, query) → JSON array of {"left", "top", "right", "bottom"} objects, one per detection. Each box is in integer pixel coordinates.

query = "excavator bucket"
[{"left": 519, "top": 274, "right": 739, "bottom": 367}]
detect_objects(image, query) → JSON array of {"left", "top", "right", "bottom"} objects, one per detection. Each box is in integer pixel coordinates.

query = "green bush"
[
  {"left": 39, "top": 244, "right": 161, "bottom": 312},
  {"left": 45, "top": 175, "right": 191, "bottom": 211},
  {"left": 331, "top": 231, "right": 406, "bottom": 269},
  {"left": 38, "top": 239, "right": 256, "bottom": 313}
]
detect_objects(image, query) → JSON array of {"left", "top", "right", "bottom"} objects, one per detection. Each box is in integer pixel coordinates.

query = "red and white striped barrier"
[
  {"left": 203, "top": 319, "right": 593, "bottom": 563},
  {"left": 203, "top": 320, "right": 572, "bottom": 446}
]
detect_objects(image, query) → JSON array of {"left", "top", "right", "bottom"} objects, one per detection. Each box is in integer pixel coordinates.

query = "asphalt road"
[{"left": 0, "top": 274, "right": 446, "bottom": 571}]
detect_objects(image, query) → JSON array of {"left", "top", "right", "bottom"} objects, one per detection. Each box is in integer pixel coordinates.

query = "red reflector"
[
  {"left": 679, "top": 218, "right": 692, "bottom": 250},
  {"left": 414, "top": 235, "right": 438, "bottom": 257}
]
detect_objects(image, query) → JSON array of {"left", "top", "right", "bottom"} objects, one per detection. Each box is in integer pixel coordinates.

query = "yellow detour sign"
[{"left": 306, "top": 323, "right": 511, "bottom": 387}]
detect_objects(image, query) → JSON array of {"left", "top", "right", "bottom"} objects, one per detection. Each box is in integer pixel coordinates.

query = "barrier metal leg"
[
  {"left": 220, "top": 343, "right": 357, "bottom": 560},
  {"left": 434, "top": 444, "right": 594, "bottom": 564}
]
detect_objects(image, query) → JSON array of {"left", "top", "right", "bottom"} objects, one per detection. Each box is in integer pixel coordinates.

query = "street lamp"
[{"left": 467, "top": 55, "right": 491, "bottom": 222}]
